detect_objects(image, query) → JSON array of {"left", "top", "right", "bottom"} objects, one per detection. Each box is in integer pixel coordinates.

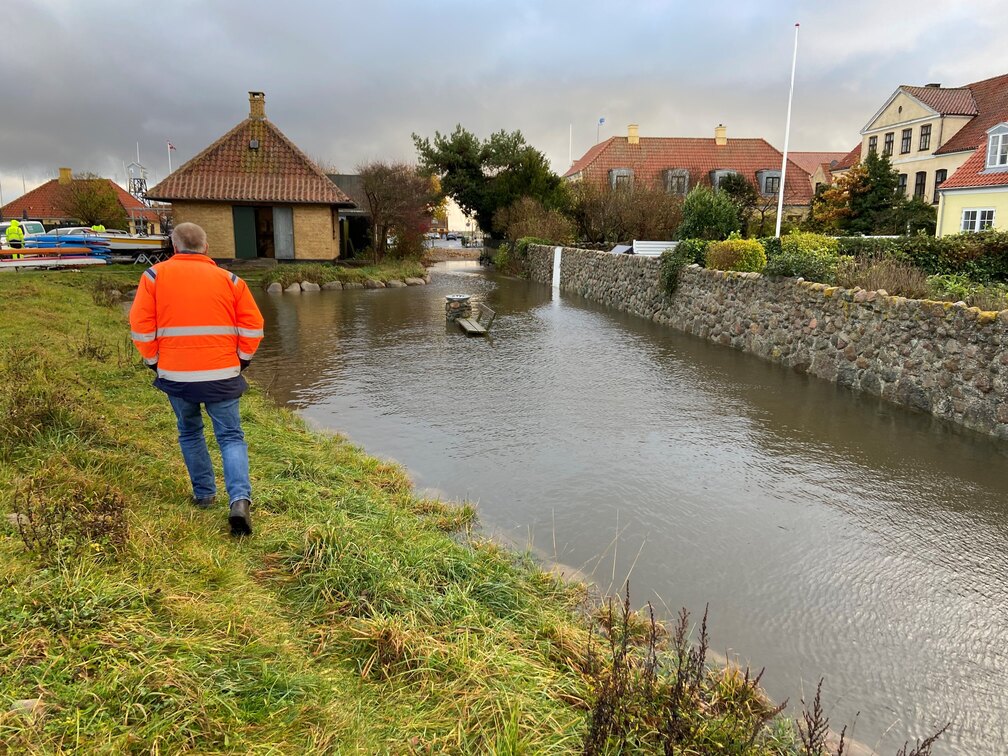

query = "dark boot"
[
  {"left": 229, "top": 499, "right": 252, "bottom": 536},
  {"left": 193, "top": 495, "right": 216, "bottom": 510}
]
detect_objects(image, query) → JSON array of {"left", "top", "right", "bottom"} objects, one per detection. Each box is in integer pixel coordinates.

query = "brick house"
[
  {"left": 935, "top": 122, "right": 1008, "bottom": 235},
  {"left": 564, "top": 124, "right": 816, "bottom": 220},
  {"left": 837, "top": 73, "right": 1008, "bottom": 205},
  {"left": 147, "top": 92, "right": 353, "bottom": 260},
  {"left": 0, "top": 167, "right": 164, "bottom": 233}
]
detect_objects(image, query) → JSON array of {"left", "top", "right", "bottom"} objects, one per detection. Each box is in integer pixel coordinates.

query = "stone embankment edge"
[
  {"left": 266, "top": 275, "right": 431, "bottom": 294},
  {"left": 526, "top": 244, "right": 1008, "bottom": 439}
]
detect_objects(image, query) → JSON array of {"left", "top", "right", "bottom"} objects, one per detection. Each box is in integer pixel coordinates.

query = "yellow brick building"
[{"left": 148, "top": 92, "right": 352, "bottom": 260}]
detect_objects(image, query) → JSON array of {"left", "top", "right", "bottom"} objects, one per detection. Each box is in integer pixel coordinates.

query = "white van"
[{"left": 1, "top": 220, "right": 46, "bottom": 245}]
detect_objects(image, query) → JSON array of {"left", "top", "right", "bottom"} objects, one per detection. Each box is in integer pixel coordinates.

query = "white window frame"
[
  {"left": 987, "top": 126, "right": 1008, "bottom": 169},
  {"left": 961, "top": 208, "right": 995, "bottom": 232}
]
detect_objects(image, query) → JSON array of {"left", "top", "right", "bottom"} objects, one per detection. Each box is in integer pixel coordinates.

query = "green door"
[{"left": 232, "top": 206, "right": 257, "bottom": 259}]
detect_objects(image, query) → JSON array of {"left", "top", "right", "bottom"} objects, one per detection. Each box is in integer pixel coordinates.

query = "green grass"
[{"left": 0, "top": 270, "right": 839, "bottom": 755}]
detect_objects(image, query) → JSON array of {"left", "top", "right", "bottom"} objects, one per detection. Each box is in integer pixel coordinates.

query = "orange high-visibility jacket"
[{"left": 129, "top": 254, "right": 264, "bottom": 382}]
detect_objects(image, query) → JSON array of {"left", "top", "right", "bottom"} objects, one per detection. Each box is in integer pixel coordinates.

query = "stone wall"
[{"left": 526, "top": 244, "right": 1008, "bottom": 438}]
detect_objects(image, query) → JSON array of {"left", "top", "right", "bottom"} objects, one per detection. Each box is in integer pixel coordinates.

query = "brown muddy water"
[{"left": 249, "top": 261, "right": 1008, "bottom": 755}]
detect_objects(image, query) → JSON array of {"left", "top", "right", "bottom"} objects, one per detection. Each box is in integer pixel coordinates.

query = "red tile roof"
[
  {"left": 564, "top": 135, "right": 814, "bottom": 205},
  {"left": 147, "top": 115, "right": 351, "bottom": 205},
  {"left": 935, "top": 73, "right": 1008, "bottom": 155},
  {"left": 789, "top": 151, "right": 849, "bottom": 175},
  {"left": 902, "top": 85, "right": 978, "bottom": 116},
  {"left": 1, "top": 177, "right": 160, "bottom": 222},
  {"left": 835, "top": 142, "right": 862, "bottom": 170},
  {"left": 939, "top": 139, "right": 1008, "bottom": 190}
]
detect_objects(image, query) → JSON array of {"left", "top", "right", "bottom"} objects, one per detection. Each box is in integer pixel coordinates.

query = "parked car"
[
  {"left": 446, "top": 232, "right": 459, "bottom": 240},
  {"left": 0, "top": 220, "right": 45, "bottom": 245}
]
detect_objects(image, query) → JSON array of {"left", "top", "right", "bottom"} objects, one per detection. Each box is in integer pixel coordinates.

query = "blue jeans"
[{"left": 167, "top": 396, "right": 251, "bottom": 504}]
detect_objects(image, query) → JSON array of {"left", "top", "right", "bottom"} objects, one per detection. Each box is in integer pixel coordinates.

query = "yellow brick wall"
[
  {"left": 292, "top": 205, "right": 339, "bottom": 260},
  {"left": 171, "top": 202, "right": 236, "bottom": 258},
  {"left": 169, "top": 202, "right": 339, "bottom": 259}
]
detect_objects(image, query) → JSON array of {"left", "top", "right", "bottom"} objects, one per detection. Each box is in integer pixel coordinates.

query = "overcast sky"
[{"left": 1, "top": 0, "right": 1003, "bottom": 203}]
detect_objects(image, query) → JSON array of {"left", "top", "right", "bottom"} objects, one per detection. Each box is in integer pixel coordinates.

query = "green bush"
[
  {"left": 677, "top": 186, "right": 739, "bottom": 241},
  {"left": 764, "top": 232, "right": 840, "bottom": 282},
  {"left": 756, "top": 237, "right": 782, "bottom": 261},
  {"left": 659, "top": 245, "right": 695, "bottom": 295},
  {"left": 674, "top": 238, "right": 708, "bottom": 266},
  {"left": 835, "top": 231, "right": 1008, "bottom": 282},
  {"left": 927, "top": 274, "right": 1008, "bottom": 311},
  {"left": 705, "top": 236, "right": 766, "bottom": 272},
  {"left": 781, "top": 231, "right": 839, "bottom": 257}
]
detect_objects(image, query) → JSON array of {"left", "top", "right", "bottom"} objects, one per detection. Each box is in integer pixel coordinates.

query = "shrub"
[
  {"left": 835, "top": 257, "right": 930, "bottom": 299},
  {"left": 764, "top": 231, "right": 840, "bottom": 282},
  {"left": 835, "top": 231, "right": 1008, "bottom": 282},
  {"left": 757, "top": 236, "right": 782, "bottom": 261},
  {"left": 705, "top": 236, "right": 766, "bottom": 272},
  {"left": 659, "top": 245, "right": 695, "bottom": 295},
  {"left": 674, "top": 238, "right": 708, "bottom": 266},
  {"left": 569, "top": 182, "right": 684, "bottom": 243},
  {"left": 492, "top": 196, "right": 576, "bottom": 245},
  {"left": 677, "top": 186, "right": 739, "bottom": 241}
]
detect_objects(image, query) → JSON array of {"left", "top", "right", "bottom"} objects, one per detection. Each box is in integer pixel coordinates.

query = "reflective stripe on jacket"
[{"left": 128, "top": 253, "right": 264, "bottom": 383}]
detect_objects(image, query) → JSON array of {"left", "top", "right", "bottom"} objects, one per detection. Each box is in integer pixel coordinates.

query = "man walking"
[{"left": 129, "top": 222, "right": 264, "bottom": 535}]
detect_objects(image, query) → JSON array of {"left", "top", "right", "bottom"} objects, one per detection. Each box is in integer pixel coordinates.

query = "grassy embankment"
[{"left": 0, "top": 268, "right": 841, "bottom": 754}]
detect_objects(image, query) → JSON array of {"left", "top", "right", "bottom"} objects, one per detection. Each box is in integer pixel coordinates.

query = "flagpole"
[
  {"left": 167, "top": 142, "right": 172, "bottom": 174},
  {"left": 775, "top": 22, "right": 800, "bottom": 238}
]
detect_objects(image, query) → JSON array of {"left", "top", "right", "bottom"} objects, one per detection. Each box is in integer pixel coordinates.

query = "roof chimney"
[
  {"left": 715, "top": 124, "right": 727, "bottom": 146},
  {"left": 925, "top": 82, "right": 941, "bottom": 88},
  {"left": 627, "top": 124, "right": 639, "bottom": 145},
  {"left": 249, "top": 91, "right": 266, "bottom": 120},
  {"left": 58, "top": 167, "right": 73, "bottom": 185}
]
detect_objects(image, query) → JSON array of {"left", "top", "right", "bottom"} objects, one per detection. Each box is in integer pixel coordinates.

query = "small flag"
[
  {"left": 167, "top": 141, "right": 176, "bottom": 151},
  {"left": 598, "top": 117, "right": 605, "bottom": 125}
]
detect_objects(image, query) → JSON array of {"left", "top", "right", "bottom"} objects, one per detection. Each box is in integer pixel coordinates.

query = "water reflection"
[{"left": 249, "top": 263, "right": 1008, "bottom": 754}]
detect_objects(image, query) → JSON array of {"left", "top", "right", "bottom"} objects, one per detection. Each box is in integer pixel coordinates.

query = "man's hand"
[{"left": 239, "top": 359, "right": 250, "bottom": 372}]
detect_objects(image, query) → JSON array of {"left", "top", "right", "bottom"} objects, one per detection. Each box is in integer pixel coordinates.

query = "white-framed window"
[
  {"left": 961, "top": 208, "right": 995, "bottom": 232},
  {"left": 987, "top": 132, "right": 1008, "bottom": 168}
]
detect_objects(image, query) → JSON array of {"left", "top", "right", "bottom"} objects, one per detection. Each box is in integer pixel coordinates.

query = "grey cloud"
[{"left": 1, "top": 0, "right": 1003, "bottom": 201}]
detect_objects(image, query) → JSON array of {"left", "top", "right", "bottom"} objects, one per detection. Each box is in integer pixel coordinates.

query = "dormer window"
[
  {"left": 609, "top": 168, "right": 633, "bottom": 189},
  {"left": 663, "top": 168, "right": 689, "bottom": 195},
  {"left": 986, "top": 125, "right": 1008, "bottom": 169},
  {"left": 756, "top": 169, "right": 781, "bottom": 195},
  {"left": 709, "top": 169, "right": 738, "bottom": 191}
]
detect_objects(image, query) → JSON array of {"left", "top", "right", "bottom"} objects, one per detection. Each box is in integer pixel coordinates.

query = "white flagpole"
[
  {"left": 167, "top": 143, "right": 172, "bottom": 174},
  {"left": 775, "top": 22, "right": 800, "bottom": 238}
]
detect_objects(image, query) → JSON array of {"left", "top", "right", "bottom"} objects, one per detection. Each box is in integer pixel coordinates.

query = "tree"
[
  {"left": 413, "top": 125, "right": 567, "bottom": 236},
  {"left": 718, "top": 173, "right": 761, "bottom": 236},
  {"left": 676, "top": 185, "right": 739, "bottom": 240},
  {"left": 811, "top": 152, "right": 909, "bottom": 235},
  {"left": 358, "top": 161, "right": 437, "bottom": 260},
  {"left": 60, "top": 174, "right": 128, "bottom": 229},
  {"left": 893, "top": 196, "right": 938, "bottom": 235}
]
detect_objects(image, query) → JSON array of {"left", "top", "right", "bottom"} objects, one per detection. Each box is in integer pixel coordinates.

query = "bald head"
[{"left": 171, "top": 222, "right": 208, "bottom": 254}]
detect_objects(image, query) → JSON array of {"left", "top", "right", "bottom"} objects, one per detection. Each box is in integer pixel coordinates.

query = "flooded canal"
[{"left": 249, "top": 262, "right": 1008, "bottom": 754}]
